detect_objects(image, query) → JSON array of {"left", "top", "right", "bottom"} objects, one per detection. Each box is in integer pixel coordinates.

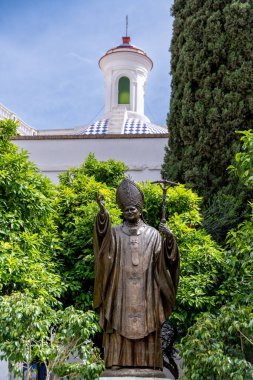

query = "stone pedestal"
[
  {"left": 101, "top": 378, "right": 172, "bottom": 380},
  {"left": 100, "top": 368, "right": 167, "bottom": 378}
]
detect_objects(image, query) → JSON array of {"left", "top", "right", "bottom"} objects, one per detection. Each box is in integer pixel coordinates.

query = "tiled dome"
[
  {"left": 123, "top": 118, "right": 167, "bottom": 134},
  {"left": 80, "top": 119, "right": 109, "bottom": 135},
  {"left": 76, "top": 118, "right": 167, "bottom": 135}
]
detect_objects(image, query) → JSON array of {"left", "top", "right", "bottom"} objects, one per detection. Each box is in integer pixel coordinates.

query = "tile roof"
[
  {"left": 78, "top": 119, "right": 109, "bottom": 135},
  {"left": 124, "top": 118, "right": 167, "bottom": 134},
  {"left": 76, "top": 118, "right": 167, "bottom": 135}
]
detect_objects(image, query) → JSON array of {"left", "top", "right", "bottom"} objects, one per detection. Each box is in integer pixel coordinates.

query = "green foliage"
[
  {"left": 0, "top": 293, "right": 103, "bottom": 380},
  {"left": 180, "top": 305, "right": 253, "bottom": 380},
  {"left": 229, "top": 130, "right": 253, "bottom": 188},
  {"left": 50, "top": 306, "right": 103, "bottom": 380},
  {"left": 57, "top": 164, "right": 224, "bottom": 336},
  {"left": 203, "top": 130, "right": 253, "bottom": 243},
  {"left": 56, "top": 164, "right": 223, "bottom": 371},
  {"left": 55, "top": 155, "right": 124, "bottom": 308},
  {"left": 179, "top": 138, "right": 253, "bottom": 378},
  {"left": 141, "top": 183, "right": 224, "bottom": 332},
  {"left": 141, "top": 182, "right": 202, "bottom": 229},
  {"left": 0, "top": 120, "right": 103, "bottom": 378},
  {"left": 220, "top": 216, "right": 253, "bottom": 305},
  {"left": 0, "top": 236, "right": 62, "bottom": 300},
  {"left": 169, "top": 216, "right": 224, "bottom": 331},
  {"left": 201, "top": 191, "right": 247, "bottom": 243},
  {"left": 179, "top": 213, "right": 253, "bottom": 379},
  {"left": 0, "top": 118, "right": 17, "bottom": 142},
  {"left": 3, "top": 120, "right": 251, "bottom": 378},
  {"left": 0, "top": 120, "right": 62, "bottom": 300},
  {"left": 162, "top": 0, "right": 253, "bottom": 240},
  {"left": 60, "top": 153, "right": 127, "bottom": 188}
]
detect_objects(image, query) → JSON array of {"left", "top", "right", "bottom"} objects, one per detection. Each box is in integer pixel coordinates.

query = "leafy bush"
[
  {"left": 60, "top": 153, "right": 127, "bottom": 188},
  {"left": 4, "top": 119, "right": 251, "bottom": 378},
  {"left": 179, "top": 130, "right": 253, "bottom": 379},
  {"left": 141, "top": 182, "right": 224, "bottom": 333},
  {"left": 169, "top": 215, "right": 224, "bottom": 332},
  {"left": 0, "top": 119, "right": 62, "bottom": 300},
  {"left": 179, "top": 213, "right": 253, "bottom": 379},
  {"left": 180, "top": 305, "right": 253, "bottom": 380},
  {"left": 0, "top": 292, "right": 103, "bottom": 380},
  {"left": 56, "top": 161, "right": 225, "bottom": 335},
  {"left": 229, "top": 130, "right": 253, "bottom": 188},
  {"left": 141, "top": 182, "right": 202, "bottom": 228},
  {"left": 0, "top": 120, "right": 104, "bottom": 378},
  {"left": 55, "top": 156, "right": 124, "bottom": 308}
]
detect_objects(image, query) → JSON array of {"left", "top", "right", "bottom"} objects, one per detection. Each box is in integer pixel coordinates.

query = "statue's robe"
[{"left": 93, "top": 211, "right": 179, "bottom": 368}]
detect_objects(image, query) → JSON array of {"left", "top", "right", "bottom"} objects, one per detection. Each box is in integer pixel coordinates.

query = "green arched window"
[{"left": 118, "top": 76, "right": 130, "bottom": 104}]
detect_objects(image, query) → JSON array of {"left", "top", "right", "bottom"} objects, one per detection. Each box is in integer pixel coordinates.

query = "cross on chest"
[
  {"left": 130, "top": 236, "right": 138, "bottom": 246},
  {"left": 129, "top": 236, "right": 140, "bottom": 266}
]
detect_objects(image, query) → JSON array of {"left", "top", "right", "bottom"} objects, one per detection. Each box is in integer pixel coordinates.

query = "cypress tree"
[{"left": 162, "top": 0, "right": 253, "bottom": 201}]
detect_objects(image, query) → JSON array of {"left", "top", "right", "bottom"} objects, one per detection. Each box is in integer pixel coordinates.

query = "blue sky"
[{"left": 0, "top": 0, "right": 174, "bottom": 130}]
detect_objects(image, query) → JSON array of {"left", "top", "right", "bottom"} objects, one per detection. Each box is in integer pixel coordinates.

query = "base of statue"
[{"left": 101, "top": 368, "right": 166, "bottom": 378}]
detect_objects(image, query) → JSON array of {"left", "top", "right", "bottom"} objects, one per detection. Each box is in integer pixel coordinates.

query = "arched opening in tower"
[{"left": 118, "top": 76, "right": 130, "bottom": 104}]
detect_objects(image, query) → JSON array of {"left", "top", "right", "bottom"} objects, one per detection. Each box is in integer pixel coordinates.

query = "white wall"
[
  {"left": 13, "top": 135, "right": 168, "bottom": 183},
  {"left": 0, "top": 356, "right": 9, "bottom": 380}
]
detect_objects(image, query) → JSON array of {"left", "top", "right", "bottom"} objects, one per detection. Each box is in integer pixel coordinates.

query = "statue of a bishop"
[{"left": 93, "top": 179, "right": 179, "bottom": 371}]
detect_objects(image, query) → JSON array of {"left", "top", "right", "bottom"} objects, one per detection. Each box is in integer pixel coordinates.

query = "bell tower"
[{"left": 99, "top": 36, "right": 153, "bottom": 133}]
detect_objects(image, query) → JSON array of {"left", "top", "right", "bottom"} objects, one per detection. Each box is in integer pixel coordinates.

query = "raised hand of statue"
[
  {"left": 159, "top": 222, "right": 174, "bottom": 238},
  {"left": 96, "top": 193, "right": 106, "bottom": 214}
]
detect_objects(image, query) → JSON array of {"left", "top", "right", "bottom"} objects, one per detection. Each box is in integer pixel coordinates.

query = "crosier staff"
[{"left": 151, "top": 179, "right": 178, "bottom": 226}]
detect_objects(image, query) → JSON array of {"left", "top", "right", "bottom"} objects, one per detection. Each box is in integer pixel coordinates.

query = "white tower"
[
  {"left": 99, "top": 36, "right": 153, "bottom": 134},
  {"left": 82, "top": 35, "right": 166, "bottom": 135}
]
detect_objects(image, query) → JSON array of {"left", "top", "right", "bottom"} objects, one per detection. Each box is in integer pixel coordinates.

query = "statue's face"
[{"left": 123, "top": 205, "right": 141, "bottom": 223}]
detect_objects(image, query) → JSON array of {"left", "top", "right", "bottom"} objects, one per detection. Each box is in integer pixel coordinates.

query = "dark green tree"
[{"left": 162, "top": 0, "right": 253, "bottom": 239}]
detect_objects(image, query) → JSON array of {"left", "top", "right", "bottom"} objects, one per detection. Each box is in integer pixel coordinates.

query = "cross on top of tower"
[{"left": 123, "top": 15, "right": 130, "bottom": 44}]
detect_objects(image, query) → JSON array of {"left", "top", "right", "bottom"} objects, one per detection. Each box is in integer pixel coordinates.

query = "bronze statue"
[{"left": 93, "top": 179, "right": 179, "bottom": 373}]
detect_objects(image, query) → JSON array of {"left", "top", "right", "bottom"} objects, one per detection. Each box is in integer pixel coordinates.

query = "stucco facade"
[{"left": 13, "top": 134, "right": 168, "bottom": 183}]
